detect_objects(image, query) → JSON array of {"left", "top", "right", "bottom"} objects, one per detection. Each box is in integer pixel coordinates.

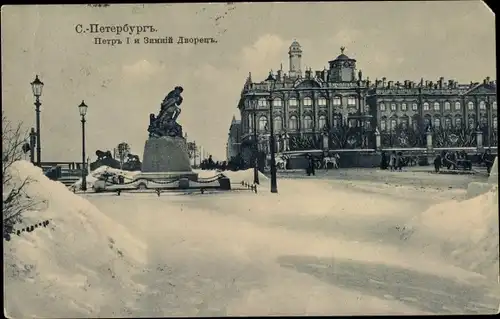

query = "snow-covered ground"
[
  {"left": 4, "top": 161, "right": 147, "bottom": 318},
  {"left": 4, "top": 162, "right": 499, "bottom": 316},
  {"left": 70, "top": 166, "right": 141, "bottom": 191}
]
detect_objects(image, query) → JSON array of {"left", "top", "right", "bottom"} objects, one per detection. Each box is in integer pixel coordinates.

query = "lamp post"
[
  {"left": 193, "top": 141, "right": 197, "bottom": 167},
  {"left": 30, "top": 75, "right": 44, "bottom": 167},
  {"left": 78, "top": 100, "right": 88, "bottom": 191},
  {"left": 265, "top": 71, "right": 278, "bottom": 193},
  {"left": 252, "top": 101, "right": 260, "bottom": 185},
  {"left": 29, "top": 127, "right": 36, "bottom": 164}
]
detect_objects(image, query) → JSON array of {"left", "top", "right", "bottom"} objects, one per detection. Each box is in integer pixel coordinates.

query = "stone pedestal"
[{"left": 138, "top": 136, "right": 198, "bottom": 181}]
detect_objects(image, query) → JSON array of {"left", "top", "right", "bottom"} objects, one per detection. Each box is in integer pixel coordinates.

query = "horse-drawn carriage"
[
  {"left": 274, "top": 152, "right": 341, "bottom": 170},
  {"left": 443, "top": 151, "right": 472, "bottom": 171}
]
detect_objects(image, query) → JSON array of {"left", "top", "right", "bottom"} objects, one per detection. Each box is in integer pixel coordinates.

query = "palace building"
[{"left": 230, "top": 40, "right": 497, "bottom": 166}]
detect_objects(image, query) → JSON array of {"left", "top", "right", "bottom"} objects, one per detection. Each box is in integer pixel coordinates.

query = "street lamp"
[
  {"left": 193, "top": 141, "right": 197, "bottom": 167},
  {"left": 78, "top": 100, "right": 88, "bottom": 191},
  {"left": 252, "top": 99, "right": 259, "bottom": 185},
  {"left": 265, "top": 71, "right": 278, "bottom": 193},
  {"left": 30, "top": 75, "right": 44, "bottom": 167}
]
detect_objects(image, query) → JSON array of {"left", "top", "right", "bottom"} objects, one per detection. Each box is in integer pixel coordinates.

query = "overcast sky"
[{"left": 1, "top": 2, "right": 495, "bottom": 161}]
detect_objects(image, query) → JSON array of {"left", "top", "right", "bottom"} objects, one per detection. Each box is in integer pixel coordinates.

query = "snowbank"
[
  {"left": 488, "top": 156, "right": 498, "bottom": 184},
  {"left": 4, "top": 161, "right": 147, "bottom": 318},
  {"left": 71, "top": 165, "right": 141, "bottom": 190},
  {"left": 403, "top": 185, "right": 499, "bottom": 280}
]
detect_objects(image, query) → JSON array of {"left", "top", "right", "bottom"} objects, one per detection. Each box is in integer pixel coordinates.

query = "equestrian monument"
[{"left": 136, "top": 86, "right": 198, "bottom": 181}]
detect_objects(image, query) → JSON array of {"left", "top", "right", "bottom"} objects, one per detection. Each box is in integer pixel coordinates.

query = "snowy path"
[{"left": 88, "top": 176, "right": 499, "bottom": 316}]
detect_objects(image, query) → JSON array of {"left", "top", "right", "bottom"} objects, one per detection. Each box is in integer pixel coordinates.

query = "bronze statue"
[
  {"left": 126, "top": 153, "right": 140, "bottom": 162},
  {"left": 159, "top": 86, "right": 183, "bottom": 122},
  {"left": 95, "top": 150, "right": 113, "bottom": 160},
  {"left": 148, "top": 86, "right": 185, "bottom": 138},
  {"left": 122, "top": 153, "right": 142, "bottom": 171}
]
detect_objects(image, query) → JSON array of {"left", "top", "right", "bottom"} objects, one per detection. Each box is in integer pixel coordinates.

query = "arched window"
[
  {"left": 333, "top": 96, "right": 342, "bottom": 106},
  {"left": 258, "top": 115, "right": 268, "bottom": 131},
  {"left": 390, "top": 103, "right": 397, "bottom": 111},
  {"left": 318, "top": 115, "right": 327, "bottom": 129},
  {"left": 274, "top": 116, "right": 283, "bottom": 131},
  {"left": 423, "top": 102, "right": 430, "bottom": 111},
  {"left": 444, "top": 102, "right": 451, "bottom": 110},
  {"left": 288, "top": 115, "right": 298, "bottom": 130},
  {"left": 493, "top": 117, "right": 498, "bottom": 129},
  {"left": 454, "top": 102, "right": 461, "bottom": 110},
  {"left": 379, "top": 103, "right": 386, "bottom": 111},
  {"left": 380, "top": 118, "right": 387, "bottom": 131},
  {"left": 303, "top": 97, "right": 313, "bottom": 106},
  {"left": 423, "top": 116, "right": 431, "bottom": 127},
  {"left": 412, "top": 116, "right": 419, "bottom": 130},
  {"left": 468, "top": 116, "right": 475, "bottom": 129},
  {"left": 445, "top": 117, "right": 452, "bottom": 129},
  {"left": 400, "top": 116, "right": 409, "bottom": 129},
  {"left": 347, "top": 97, "right": 356, "bottom": 106},
  {"left": 493, "top": 101, "right": 497, "bottom": 110},
  {"left": 332, "top": 115, "right": 340, "bottom": 127},
  {"left": 434, "top": 117, "right": 441, "bottom": 128},
  {"left": 390, "top": 118, "right": 397, "bottom": 130},
  {"left": 412, "top": 103, "right": 418, "bottom": 111},
  {"left": 479, "top": 101, "right": 486, "bottom": 110},
  {"left": 467, "top": 101, "right": 474, "bottom": 110},
  {"left": 480, "top": 116, "right": 488, "bottom": 127},
  {"left": 303, "top": 115, "right": 313, "bottom": 129},
  {"left": 433, "top": 102, "right": 440, "bottom": 111},
  {"left": 288, "top": 98, "right": 298, "bottom": 107},
  {"left": 317, "top": 97, "right": 327, "bottom": 106},
  {"left": 401, "top": 103, "right": 407, "bottom": 111},
  {"left": 258, "top": 98, "right": 267, "bottom": 107},
  {"left": 455, "top": 116, "right": 462, "bottom": 128},
  {"left": 272, "top": 98, "right": 283, "bottom": 107}
]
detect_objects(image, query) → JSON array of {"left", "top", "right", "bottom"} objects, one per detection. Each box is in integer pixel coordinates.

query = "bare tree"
[
  {"left": 116, "top": 142, "right": 131, "bottom": 169},
  {"left": 2, "top": 114, "right": 45, "bottom": 240}
]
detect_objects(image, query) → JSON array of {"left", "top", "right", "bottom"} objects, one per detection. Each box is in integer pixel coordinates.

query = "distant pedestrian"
[
  {"left": 389, "top": 151, "right": 396, "bottom": 171},
  {"left": 434, "top": 154, "right": 442, "bottom": 173},
  {"left": 380, "top": 152, "right": 388, "bottom": 170},
  {"left": 482, "top": 149, "right": 493, "bottom": 174},
  {"left": 396, "top": 152, "right": 403, "bottom": 171},
  {"left": 306, "top": 153, "right": 315, "bottom": 176}
]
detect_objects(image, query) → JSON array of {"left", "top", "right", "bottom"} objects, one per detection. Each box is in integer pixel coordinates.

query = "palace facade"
[{"left": 231, "top": 40, "right": 497, "bottom": 165}]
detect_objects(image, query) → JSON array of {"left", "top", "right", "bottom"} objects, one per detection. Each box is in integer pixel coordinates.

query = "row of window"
[
  {"left": 249, "top": 114, "right": 329, "bottom": 131},
  {"left": 248, "top": 112, "right": 498, "bottom": 133},
  {"left": 380, "top": 101, "right": 498, "bottom": 112},
  {"left": 249, "top": 115, "right": 369, "bottom": 131},
  {"left": 380, "top": 116, "right": 498, "bottom": 131},
  {"left": 255, "top": 96, "right": 357, "bottom": 107}
]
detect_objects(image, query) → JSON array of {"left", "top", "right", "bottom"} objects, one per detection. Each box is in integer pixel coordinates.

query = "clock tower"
[{"left": 328, "top": 46, "right": 357, "bottom": 82}]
